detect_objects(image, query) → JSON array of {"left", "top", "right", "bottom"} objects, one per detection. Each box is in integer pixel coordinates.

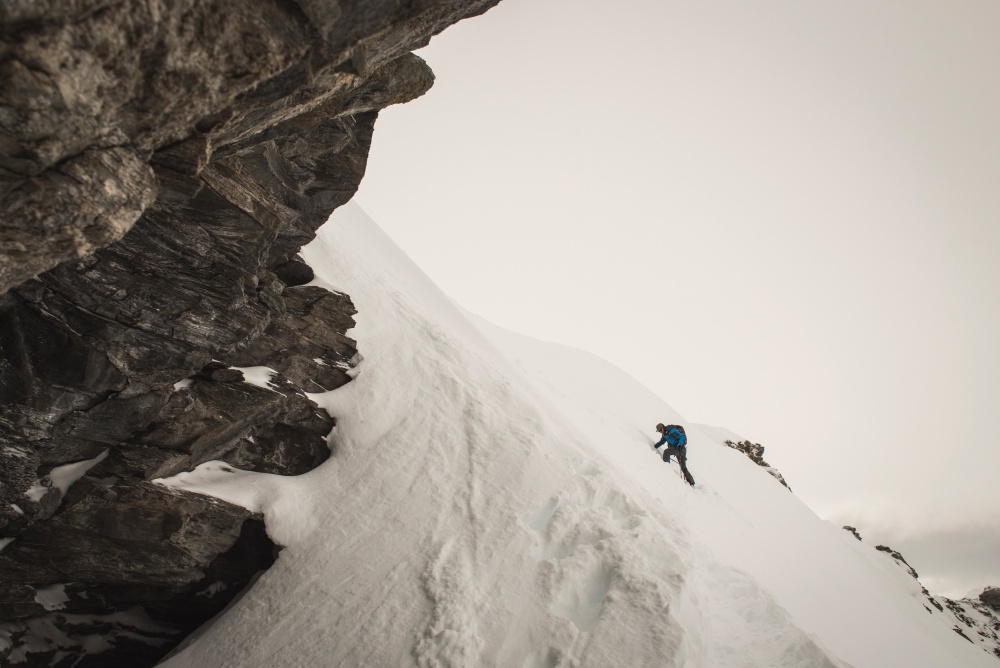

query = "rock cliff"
[{"left": 0, "top": 1, "right": 500, "bottom": 664}]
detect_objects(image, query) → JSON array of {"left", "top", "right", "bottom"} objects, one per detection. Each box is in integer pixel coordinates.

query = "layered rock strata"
[{"left": 0, "top": 1, "right": 500, "bottom": 665}]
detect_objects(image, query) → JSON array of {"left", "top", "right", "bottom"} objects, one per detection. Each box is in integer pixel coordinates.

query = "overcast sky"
[{"left": 353, "top": 0, "right": 1000, "bottom": 598}]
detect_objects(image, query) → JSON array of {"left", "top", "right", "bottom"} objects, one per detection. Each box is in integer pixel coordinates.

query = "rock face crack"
[{"left": 0, "top": 0, "right": 502, "bottom": 665}]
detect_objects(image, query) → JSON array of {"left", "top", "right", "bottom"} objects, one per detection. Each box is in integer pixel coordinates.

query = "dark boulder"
[{"left": 274, "top": 254, "right": 316, "bottom": 287}]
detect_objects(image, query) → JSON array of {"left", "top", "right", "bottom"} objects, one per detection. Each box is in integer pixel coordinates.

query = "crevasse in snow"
[{"left": 158, "top": 203, "right": 996, "bottom": 668}]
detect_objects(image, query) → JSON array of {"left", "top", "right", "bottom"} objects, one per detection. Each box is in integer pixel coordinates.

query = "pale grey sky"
[{"left": 354, "top": 0, "right": 1000, "bottom": 597}]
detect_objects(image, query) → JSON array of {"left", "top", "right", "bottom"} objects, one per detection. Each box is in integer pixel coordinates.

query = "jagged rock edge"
[{"left": 0, "top": 1, "right": 503, "bottom": 665}]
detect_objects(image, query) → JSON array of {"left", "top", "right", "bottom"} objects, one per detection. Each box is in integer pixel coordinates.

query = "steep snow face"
[{"left": 159, "top": 203, "right": 996, "bottom": 668}]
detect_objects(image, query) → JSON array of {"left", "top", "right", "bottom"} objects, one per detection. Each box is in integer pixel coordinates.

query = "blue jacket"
[{"left": 654, "top": 426, "right": 687, "bottom": 449}]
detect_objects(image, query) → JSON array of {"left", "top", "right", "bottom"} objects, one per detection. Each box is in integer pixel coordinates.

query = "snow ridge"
[{"left": 159, "top": 203, "right": 996, "bottom": 668}]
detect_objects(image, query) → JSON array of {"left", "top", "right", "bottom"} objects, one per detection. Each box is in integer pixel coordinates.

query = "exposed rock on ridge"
[
  {"left": 723, "top": 438, "right": 791, "bottom": 490},
  {"left": 0, "top": 1, "right": 501, "bottom": 665},
  {"left": 875, "top": 544, "right": 921, "bottom": 580},
  {"left": 983, "top": 587, "right": 1000, "bottom": 613},
  {"left": 842, "top": 528, "right": 1000, "bottom": 662}
]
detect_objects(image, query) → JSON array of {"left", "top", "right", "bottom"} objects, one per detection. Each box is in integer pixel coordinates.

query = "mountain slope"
[{"left": 158, "top": 202, "right": 995, "bottom": 667}]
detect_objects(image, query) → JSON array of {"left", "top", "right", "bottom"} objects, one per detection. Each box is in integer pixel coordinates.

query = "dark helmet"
[{"left": 655, "top": 423, "right": 665, "bottom": 432}]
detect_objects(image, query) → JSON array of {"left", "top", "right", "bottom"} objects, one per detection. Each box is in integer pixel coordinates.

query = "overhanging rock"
[{"left": 0, "top": 1, "right": 502, "bottom": 664}]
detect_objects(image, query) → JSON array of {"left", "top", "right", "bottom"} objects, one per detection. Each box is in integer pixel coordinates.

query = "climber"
[{"left": 653, "top": 423, "right": 696, "bottom": 486}]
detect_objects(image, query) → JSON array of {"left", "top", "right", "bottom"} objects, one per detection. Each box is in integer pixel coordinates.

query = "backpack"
[{"left": 665, "top": 424, "right": 687, "bottom": 447}]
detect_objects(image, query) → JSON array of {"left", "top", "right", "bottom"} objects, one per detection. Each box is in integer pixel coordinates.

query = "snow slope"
[{"left": 158, "top": 203, "right": 996, "bottom": 667}]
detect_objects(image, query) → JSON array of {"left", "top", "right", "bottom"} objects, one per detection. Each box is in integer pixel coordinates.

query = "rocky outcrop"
[
  {"left": 723, "top": 439, "right": 791, "bottom": 490},
  {"left": 0, "top": 1, "right": 501, "bottom": 665},
  {"left": 0, "top": 484, "right": 277, "bottom": 666},
  {"left": 983, "top": 587, "right": 1000, "bottom": 612},
  {"left": 844, "top": 529, "right": 1000, "bottom": 662},
  {"left": 0, "top": 0, "right": 498, "bottom": 293},
  {"left": 943, "top": 596, "right": 1000, "bottom": 660},
  {"left": 875, "top": 545, "right": 920, "bottom": 580}
]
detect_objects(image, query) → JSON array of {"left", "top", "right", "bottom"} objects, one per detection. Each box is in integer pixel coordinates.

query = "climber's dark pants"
[{"left": 663, "top": 446, "right": 696, "bottom": 486}]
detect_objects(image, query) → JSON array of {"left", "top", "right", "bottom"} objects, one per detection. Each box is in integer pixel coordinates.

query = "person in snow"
[{"left": 654, "top": 423, "right": 696, "bottom": 486}]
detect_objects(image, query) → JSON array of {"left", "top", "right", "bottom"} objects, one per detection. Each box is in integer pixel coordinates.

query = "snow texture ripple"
[{"left": 158, "top": 203, "right": 996, "bottom": 668}]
